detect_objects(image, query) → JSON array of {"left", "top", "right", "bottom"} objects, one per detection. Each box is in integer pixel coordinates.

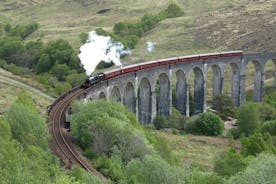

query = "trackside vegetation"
[
  {"left": 0, "top": 91, "right": 105, "bottom": 184},
  {"left": 71, "top": 99, "right": 276, "bottom": 184}
]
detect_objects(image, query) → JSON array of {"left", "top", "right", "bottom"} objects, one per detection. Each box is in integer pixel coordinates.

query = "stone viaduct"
[{"left": 80, "top": 51, "right": 276, "bottom": 124}]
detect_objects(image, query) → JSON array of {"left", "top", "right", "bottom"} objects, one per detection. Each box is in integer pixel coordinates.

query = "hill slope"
[{"left": 0, "top": 0, "right": 275, "bottom": 64}]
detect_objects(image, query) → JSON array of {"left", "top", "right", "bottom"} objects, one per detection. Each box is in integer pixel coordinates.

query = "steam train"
[{"left": 81, "top": 51, "right": 243, "bottom": 89}]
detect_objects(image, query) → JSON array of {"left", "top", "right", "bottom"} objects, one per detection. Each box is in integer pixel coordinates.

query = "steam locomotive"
[
  {"left": 81, "top": 51, "right": 243, "bottom": 89},
  {"left": 81, "top": 73, "right": 105, "bottom": 88}
]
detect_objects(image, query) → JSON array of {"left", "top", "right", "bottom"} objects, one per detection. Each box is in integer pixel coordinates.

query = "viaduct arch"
[{"left": 82, "top": 52, "right": 276, "bottom": 124}]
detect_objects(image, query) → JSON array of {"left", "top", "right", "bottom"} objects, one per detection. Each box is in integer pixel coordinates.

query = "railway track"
[{"left": 48, "top": 87, "right": 105, "bottom": 179}]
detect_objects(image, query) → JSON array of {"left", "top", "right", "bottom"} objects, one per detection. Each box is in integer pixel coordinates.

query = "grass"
[
  {"left": 0, "top": 0, "right": 275, "bottom": 61},
  {"left": 0, "top": 69, "right": 52, "bottom": 118},
  {"left": 156, "top": 131, "right": 240, "bottom": 170}
]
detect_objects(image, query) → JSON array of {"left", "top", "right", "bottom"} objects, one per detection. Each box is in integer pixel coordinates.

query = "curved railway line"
[{"left": 48, "top": 87, "right": 105, "bottom": 179}]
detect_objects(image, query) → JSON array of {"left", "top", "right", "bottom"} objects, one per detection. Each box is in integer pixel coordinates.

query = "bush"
[
  {"left": 125, "top": 155, "right": 185, "bottom": 184},
  {"left": 184, "top": 115, "right": 200, "bottom": 134},
  {"left": 193, "top": 112, "right": 224, "bottom": 136},
  {"left": 95, "top": 60, "right": 114, "bottom": 70},
  {"left": 6, "top": 92, "right": 48, "bottom": 150},
  {"left": 258, "top": 120, "right": 276, "bottom": 136},
  {"left": 160, "top": 3, "right": 184, "bottom": 18},
  {"left": 212, "top": 94, "right": 236, "bottom": 120},
  {"left": 226, "top": 153, "right": 276, "bottom": 184},
  {"left": 71, "top": 100, "right": 153, "bottom": 163},
  {"left": 54, "top": 82, "right": 72, "bottom": 95},
  {"left": 214, "top": 149, "right": 247, "bottom": 177},
  {"left": 95, "top": 155, "right": 124, "bottom": 183},
  {"left": 241, "top": 133, "right": 276, "bottom": 156},
  {"left": 153, "top": 115, "right": 168, "bottom": 130},
  {"left": 236, "top": 102, "right": 260, "bottom": 136},
  {"left": 258, "top": 103, "right": 276, "bottom": 121},
  {"left": 168, "top": 108, "right": 186, "bottom": 130}
]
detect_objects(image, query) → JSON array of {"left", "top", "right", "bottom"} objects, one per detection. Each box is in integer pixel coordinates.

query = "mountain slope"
[{"left": 0, "top": 0, "right": 275, "bottom": 63}]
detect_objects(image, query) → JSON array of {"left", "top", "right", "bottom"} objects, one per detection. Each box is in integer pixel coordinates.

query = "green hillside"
[{"left": 0, "top": 0, "right": 275, "bottom": 64}]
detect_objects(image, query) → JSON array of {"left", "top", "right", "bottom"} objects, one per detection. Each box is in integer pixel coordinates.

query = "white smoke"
[
  {"left": 78, "top": 31, "right": 131, "bottom": 75},
  {"left": 146, "top": 41, "right": 156, "bottom": 52}
]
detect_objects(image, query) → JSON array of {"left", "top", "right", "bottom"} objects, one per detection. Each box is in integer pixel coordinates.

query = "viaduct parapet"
[{"left": 80, "top": 51, "right": 276, "bottom": 124}]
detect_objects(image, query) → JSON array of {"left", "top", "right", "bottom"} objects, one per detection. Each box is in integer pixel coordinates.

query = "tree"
[
  {"left": 212, "top": 94, "right": 236, "bottom": 120},
  {"left": 236, "top": 102, "right": 260, "bottom": 136},
  {"left": 51, "top": 64, "right": 70, "bottom": 81}
]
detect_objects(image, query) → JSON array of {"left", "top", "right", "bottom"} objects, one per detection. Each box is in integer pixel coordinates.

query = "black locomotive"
[{"left": 81, "top": 73, "right": 105, "bottom": 89}]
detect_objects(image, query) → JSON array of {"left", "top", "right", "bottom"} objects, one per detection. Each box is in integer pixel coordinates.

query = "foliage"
[
  {"left": 184, "top": 115, "right": 200, "bottom": 134},
  {"left": 188, "top": 112, "right": 224, "bottom": 136},
  {"left": 214, "top": 149, "right": 247, "bottom": 177},
  {"left": 98, "top": 3, "right": 184, "bottom": 49},
  {"left": 95, "top": 61, "right": 114, "bottom": 70},
  {"left": 94, "top": 155, "right": 124, "bottom": 183},
  {"left": 71, "top": 100, "right": 153, "bottom": 163},
  {"left": 258, "top": 102, "right": 276, "bottom": 121},
  {"left": 79, "top": 32, "right": 88, "bottom": 44},
  {"left": 241, "top": 133, "right": 276, "bottom": 156},
  {"left": 168, "top": 108, "right": 187, "bottom": 130},
  {"left": 226, "top": 153, "right": 276, "bottom": 184},
  {"left": 6, "top": 92, "right": 48, "bottom": 150},
  {"left": 258, "top": 120, "right": 276, "bottom": 136},
  {"left": 125, "top": 155, "right": 185, "bottom": 184},
  {"left": 236, "top": 102, "right": 260, "bottom": 137},
  {"left": 212, "top": 94, "right": 236, "bottom": 120},
  {"left": 159, "top": 3, "right": 184, "bottom": 18},
  {"left": 0, "top": 93, "right": 87, "bottom": 184},
  {"left": 54, "top": 82, "right": 72, "bottom": 95},
  {"left": 153, "top": 115, "right": 168, "bottom": 130},
  {"left": 5, "top": 23, "right": 39, "bottom": 39},
  {"left": 66, "top": 72, "right": 87, "bottom": 87},
  {"left": 50, "top": 64, "right": 70, "bottom": 81},
  {"left": 264, "top": 91, "right": 276, "bottom": 109},
  {"left": 71, "top": 166, "right": 105, "bottom": 184}
]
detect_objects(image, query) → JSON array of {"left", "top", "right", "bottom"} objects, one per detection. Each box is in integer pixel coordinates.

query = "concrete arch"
[
  {"left": 110, "top": 86, "right": 121, "bottom": 102},
  {"left": 246, "top": 60, "right": 264, "bottom": 102},
  {"left": 229, "top": 63, "right": 240, "bottom": 105},
  {"left": 138, "top": 78, "right": 152, "bottom": 124},
  {"left": 192, "top": 67, "right": 205, "bottom": 114},
  {"left": 211, "top": 65, "right": 223, "bottom": 97},
  {"left": 156, "top": 73, "right": 170, "bottom": 116},
  {"left": 175, "top": 70, "right": 187, "bottom": 114},
  {"left": 123, "top": 82, "right": 136, "bottom": 113},
  {"left": 99, "top": 92, "right": 106, "bottom": 99}
]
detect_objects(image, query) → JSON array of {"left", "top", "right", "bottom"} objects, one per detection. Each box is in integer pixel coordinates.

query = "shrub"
[
  {"left": 212, "top": 94, "right": 236, "bottom": 120},
  {"left": 241, "top": 133, "right": 276, "bottom": 156},
  {"left": 236, "top": 102, "right": 260, "bottom": 136},
  {"left": 160, "top": 3, "right": 184, "bottom": 18},
  {"left": 95, "top": 60, "right": 114, "bottom": 70},
  {"left": 168, "top": 108, "right": 187, "bottom": 130},
  {"left": 214, "top": 149, "right": 247, "bottom": 177},
  {"left": 258, "top": 120, "right": 276, "bottom": 136},
  {"left": 184, "top": 115, "right": 200, "bottom": 134},
  {"left": 71, "top": 100, "right": 153, "bottom": 163},
  {"left": 94, "top": 155, "right": 124, "bottom": 183},
  {"left": 193, "top": 112, "right": 224, "bottom": 136},
  {"left": 258, "top": 103, "right": 276, "bottom": 121},
  {"left": 125, "top": 155, "right": 185, "bottom": 184},
  {"left": 7, "top": 92, "right": 48, "bottom": 150},
  {"left": 153, "top": 115, "right": 168, "bottom": 130},
  {"left": 226, "top": 153, "right": 276, "bottom": 184}
]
